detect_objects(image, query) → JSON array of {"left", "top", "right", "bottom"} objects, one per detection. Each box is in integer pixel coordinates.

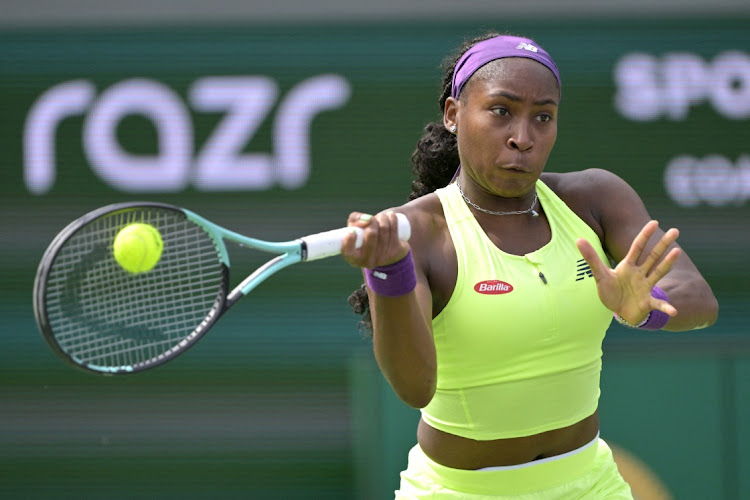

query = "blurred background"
[{"left": 1, "top": 1, "right": 749, "bottom": 498}]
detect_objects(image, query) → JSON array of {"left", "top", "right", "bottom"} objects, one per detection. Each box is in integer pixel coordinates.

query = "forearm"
[
  {"left": 658, "top": 273, "right": 719, "bottom": 331},
  {"left": 370, "top": 291, "right": 437, "bottom": 409}
]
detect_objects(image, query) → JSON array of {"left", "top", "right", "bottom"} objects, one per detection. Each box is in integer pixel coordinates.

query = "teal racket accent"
[
  {"left": 33, "top": 202, "right": 410, "bottom": 375},
  {"left": 182, "top": 209, "right": 303, "bottom": 305}
]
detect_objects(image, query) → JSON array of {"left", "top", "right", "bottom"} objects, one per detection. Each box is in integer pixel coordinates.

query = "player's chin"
[{"left": 490, "top": 177, "right": 538, "bottom": 197}]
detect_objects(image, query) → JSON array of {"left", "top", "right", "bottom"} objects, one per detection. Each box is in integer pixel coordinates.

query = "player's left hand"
[{"left": 575, "top": 220, "right": 680, "bottom": 325}]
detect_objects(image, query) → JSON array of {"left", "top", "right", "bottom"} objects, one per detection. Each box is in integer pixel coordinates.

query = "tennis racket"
[{"left": 33, "top": 202, "right": 410, "bottom": 375}]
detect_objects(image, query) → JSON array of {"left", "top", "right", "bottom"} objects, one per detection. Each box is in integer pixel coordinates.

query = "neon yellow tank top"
[{"left": 421, "top": 179, "right": 612, "bottom": 440}]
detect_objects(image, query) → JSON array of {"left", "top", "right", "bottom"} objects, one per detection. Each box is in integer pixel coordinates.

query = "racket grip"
[{"left": 302, "top": 213, "right": 411, "bottom": 261}]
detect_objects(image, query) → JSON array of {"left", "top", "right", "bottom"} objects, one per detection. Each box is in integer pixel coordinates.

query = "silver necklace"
[{"left": 456, "top": 181, "right": 539, "bottom": 217}]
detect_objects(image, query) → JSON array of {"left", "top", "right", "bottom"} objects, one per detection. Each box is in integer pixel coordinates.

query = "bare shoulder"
[
  {"left": 541, "top": 169, "right": 635, "bottom": 230},
  {"left": 393, "top": 193, "right": 447, "bottom": 247},
  {"left": 542, "top": 168, "right": 628, "bottom": 200},
  {"left": 544, "top": 169, "right": 658, "bottom": 263},
  {"left": 395, "top": 192, "right": 455, "bottom": 312},
  {"left": 390, "top": 192, "right": 452, "bottom": 280}
]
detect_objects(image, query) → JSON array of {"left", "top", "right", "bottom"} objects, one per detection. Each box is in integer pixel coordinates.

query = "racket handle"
[{"left": 301, "top": 213, "right": 411, "bottom": 261}]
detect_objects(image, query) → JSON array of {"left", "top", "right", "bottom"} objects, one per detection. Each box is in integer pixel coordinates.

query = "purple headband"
[{"left": 451, "top": 35, "right": 561, "bottom": 100}]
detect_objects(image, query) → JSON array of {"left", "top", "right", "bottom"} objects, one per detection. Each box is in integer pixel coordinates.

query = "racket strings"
[{"left": 43, "top": 208, "right": 225, "bottom": 371}]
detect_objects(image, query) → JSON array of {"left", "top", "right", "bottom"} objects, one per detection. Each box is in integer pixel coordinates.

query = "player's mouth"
[{"left": 501, "top": 164, "right": 529, "bottom": 173}]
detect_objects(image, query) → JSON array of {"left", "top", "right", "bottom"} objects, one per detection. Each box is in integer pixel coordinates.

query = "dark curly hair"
[{"left": 347, "top": 31, "right": 502, "bottom": 334}]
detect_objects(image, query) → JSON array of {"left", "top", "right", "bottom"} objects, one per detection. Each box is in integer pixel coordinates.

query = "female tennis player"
[{"left": 342, "top": 32, "right": 718, "bottom": 499}]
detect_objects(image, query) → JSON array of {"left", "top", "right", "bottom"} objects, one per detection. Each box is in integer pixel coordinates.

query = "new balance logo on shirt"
[
  {"left": 473, "top": 259, "right": 592, "bottom": 292},
  {"left": 576, "top": 259, "right": 593, "bottom": 281}
]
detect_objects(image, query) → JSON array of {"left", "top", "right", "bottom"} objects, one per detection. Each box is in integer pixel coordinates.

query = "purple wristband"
[
  {"left": 614, "top": 286, "right": 671, "bottom": 330},
  {"left": 640, "top": 285, "right": 671, "bottom": 330},
  {"left": 364, "top": 250, "right": 417, "bottom": 297}
]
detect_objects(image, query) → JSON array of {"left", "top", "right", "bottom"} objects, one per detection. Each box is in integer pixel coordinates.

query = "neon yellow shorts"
[{"left": 395, "top": 438, "right": 633, "bottom": 499}]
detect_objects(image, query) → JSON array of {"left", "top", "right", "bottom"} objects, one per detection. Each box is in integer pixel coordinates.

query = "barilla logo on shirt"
[{"left": 474, "top": 280, "right": 514, "bottom": 295}]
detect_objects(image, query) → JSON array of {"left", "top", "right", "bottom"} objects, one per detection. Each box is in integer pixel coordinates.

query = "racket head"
[{"left": 33, "top": 202, "right": 229, "bottom": 375}]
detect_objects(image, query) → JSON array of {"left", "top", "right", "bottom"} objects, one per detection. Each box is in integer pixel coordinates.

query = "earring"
[{"left": 449, "top": 125, "right": 457, "bottom": 134}]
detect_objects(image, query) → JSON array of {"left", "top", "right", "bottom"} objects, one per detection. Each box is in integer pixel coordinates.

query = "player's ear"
[{"left": 443, "top": 97, "right": 459, "bottom": 134}]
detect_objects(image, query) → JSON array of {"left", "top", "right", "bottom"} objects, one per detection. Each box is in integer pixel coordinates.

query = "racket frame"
[{"left": 34, "top": 202, "right": 409, "bottom": 375}]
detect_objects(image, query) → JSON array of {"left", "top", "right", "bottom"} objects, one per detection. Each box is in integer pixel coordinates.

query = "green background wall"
[{"left": 1, "top": 18, "right": 748, "bottom": 499}]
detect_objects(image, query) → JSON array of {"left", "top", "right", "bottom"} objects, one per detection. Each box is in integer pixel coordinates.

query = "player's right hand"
[{"left": 342, "top": 211, "right": 410, "bottom": 269}]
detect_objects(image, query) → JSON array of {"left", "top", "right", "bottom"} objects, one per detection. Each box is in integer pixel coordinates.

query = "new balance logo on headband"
[{"left": 516, "top": 42, "right": 539, "bottom": 53}]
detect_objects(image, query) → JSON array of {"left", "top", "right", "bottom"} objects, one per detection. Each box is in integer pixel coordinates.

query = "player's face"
[{"left": 447, "top": 57, "right": 559, "bottom": 199}]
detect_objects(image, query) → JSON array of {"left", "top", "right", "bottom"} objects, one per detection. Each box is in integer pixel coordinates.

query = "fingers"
[
  {"left": 650, "top": 297, "right": 679, "bottom": 318},
  {"left": 342, "top": 212, "right": 373, "bottom": 255},
  {"left": 623, "top": 221, "right": 681, "bottom": 281},
  {"left": 343, "top": 210, "right": 409, "bottom": 268},
  {"left": 640, "top": 226, "right": 680, "bottom": 274},
  {"left": 576, "top": 238, "right": 609, "bottom": 282},
  {"left": 347, "top": 212, "right": 373, "bottom": 227},
  {"left": 622, "top": 220, "right": 659, "bottom": 265},
  {"left": 647, "top": 247, "right": 681, "bottom": 287}
]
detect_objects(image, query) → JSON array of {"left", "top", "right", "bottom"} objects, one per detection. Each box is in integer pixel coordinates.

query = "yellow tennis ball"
[{"left": 113, "top": 223, "right": 164, "bottom": 274}]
